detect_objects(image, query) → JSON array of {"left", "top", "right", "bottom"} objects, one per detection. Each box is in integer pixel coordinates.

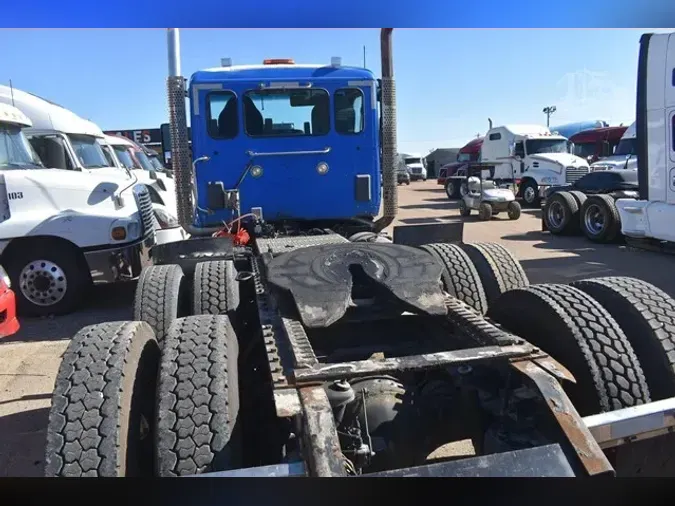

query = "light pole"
[{"left": 543, "top": 105, "right": 557, "bottom": 127}]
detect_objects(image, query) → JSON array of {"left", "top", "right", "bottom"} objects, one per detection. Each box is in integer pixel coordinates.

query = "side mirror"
[{"left": 600, "top": 141, "right": 611, "bottom": 157}]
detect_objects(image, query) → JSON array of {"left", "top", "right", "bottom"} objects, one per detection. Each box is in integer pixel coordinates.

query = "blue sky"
[{"left": 0, "top": 29, "right": 665, "bottom": 154}]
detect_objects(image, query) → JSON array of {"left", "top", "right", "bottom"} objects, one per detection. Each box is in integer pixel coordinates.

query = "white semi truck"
[
  {"left": 0, "top": 101, "right": 155, "bottom": 316},
  {"left": 103, "top": 134, "right": 186, "bottom": 244},
  {"left": 590, "top": 122, "right": 637, "bottom": 172},
  {"left": 0, "top": 85, "right": 184, "bottom": 243},
  {"left": 480, "top": 124, "right": 590, "bottom": 206},
  {"left": 616, "top": 32, "right": 675, "bottom": 246}
]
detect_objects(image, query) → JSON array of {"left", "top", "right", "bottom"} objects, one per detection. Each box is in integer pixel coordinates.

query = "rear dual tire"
[
  {"left": 422, "top": 242, "right": 529, "bottom": 313},
  {"left": 580, "top": 195, "right": 621, "bottom": 243},
  {"left": 45, "top": 315, "right": 242, "bottom": 477}
]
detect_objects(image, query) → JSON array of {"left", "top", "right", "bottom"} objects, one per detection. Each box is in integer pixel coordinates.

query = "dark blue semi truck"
[{"left": 44, "top": 29, "right": 675, "bottom": 479}]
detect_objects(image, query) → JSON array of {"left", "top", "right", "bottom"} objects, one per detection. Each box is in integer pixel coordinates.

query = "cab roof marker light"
[
  {"left": 331, "top": 57, "right": 342, "bottom": 67},
  {"left": 221, "top": 58, "right": 232, "bottom": 67},
  {"left": 263, "top": 58, "right": 295, "bottom": 65}
]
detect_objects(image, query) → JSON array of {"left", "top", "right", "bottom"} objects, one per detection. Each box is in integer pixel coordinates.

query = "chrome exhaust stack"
[
  {"left": 374, "top": 28, "right": 398, "bottom": 232},
  {"left": 166, "top": 28, "right": 221, "bottom": 236}
]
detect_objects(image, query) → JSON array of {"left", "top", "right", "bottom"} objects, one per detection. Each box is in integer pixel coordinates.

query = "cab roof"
[
  {"left": 0, "top": 84, "right": 104, "bottom": 137},
  {"left": 191, "top": 64, "right": 376, "bottom": 84},
  {"left": 0, "top": 102, "right": 32, "bottom": 128},
  {"left": 569, "top": 125, "right": 628, "bottom": 143}
]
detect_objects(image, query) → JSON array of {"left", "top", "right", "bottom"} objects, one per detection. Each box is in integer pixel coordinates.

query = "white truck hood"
[
  {"left": 0, "top": 168, "right": 145, "bottom": 247},
  {"left": 529, "top": 153, "right": 588, "bottom": 168},
  {"left": 591, "top": 155, "right": 637, "bottom": 171},
  {"left": 4, "top": 168, "right": 131, "bottom": 196}
]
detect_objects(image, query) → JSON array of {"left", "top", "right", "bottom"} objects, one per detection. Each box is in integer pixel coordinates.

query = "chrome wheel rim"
[
  {"left": 547, "top": 201, "right": 565, "bottom": 229},
  {"left": 523, "top": 186, "right": 536, "bottom": 203},
  {"left": 584, "top": 204, "right": 605, "bottom": 235},
  {"left": 19, "top": 260, "right": 67, "bottom": 307}
]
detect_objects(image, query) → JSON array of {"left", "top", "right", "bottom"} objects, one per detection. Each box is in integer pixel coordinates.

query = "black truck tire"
[
  {"left": 580, "top": 194, "right": 621, "bottom": 243},
  {"left": 459, "top": 242, "right": 529, "bottom": 307},
  {"left": 156, "top": 315, "right": 241, "bottom": 476},
  {"left": 543, "top": 191, "right": 579, "bottom": 235},
  {"left": 571, "top": 277, "right": 675, "bottom": 477},
  {"left": 445, "top": 179, "right": 460, "bottom": 199},
  {"left": 133, "top": 264, "right": 186, "bottom": 345},
  {"left": 568, "top": 190, "right": 587, "bottom": 209},
  {"left": 193, "top": 260, "right": 240, "bottom": 318},
  {"left": 571, "top": 277, "right": 675, "bottom": 400},
  {"left": 420, "top": 243, "right": 488, "bottom": 315},
  {"left": 45, "top": 321, "right": 160, "bottom": 477},
  {"left": 520, "top": 179, "right": 540, "bottom": 207},
  {"left": 488, "top": 284, "right": 650, "bottom": 416}
]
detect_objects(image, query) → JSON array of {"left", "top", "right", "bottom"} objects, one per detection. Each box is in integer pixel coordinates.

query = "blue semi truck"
[
  {"left": 549, "top": 120, "right": 608, "bottom": 139},
  {"left": 44, "top": 29, "right": 675, "bottom": 479}
]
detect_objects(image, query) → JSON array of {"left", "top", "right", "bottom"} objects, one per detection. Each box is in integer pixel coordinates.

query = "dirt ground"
[{"left": 2, "top": 179, "right": 674, "bottom": 476}]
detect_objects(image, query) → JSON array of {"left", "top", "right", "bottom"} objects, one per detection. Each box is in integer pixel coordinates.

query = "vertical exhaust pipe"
[
  {"left": 488, "top": 118, "right": 493, "bottom": 129},
  {"left": 374, "top": 28, "right": 398, "bottom": 232},
  {"left": 166, "top": 28, "right": 193, "bottom": 231},
  {"left": 166, "top": 28, "right": 220, "bottom": 236}
]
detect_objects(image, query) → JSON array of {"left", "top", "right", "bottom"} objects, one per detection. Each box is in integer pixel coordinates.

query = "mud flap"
[{"left": 393, "top": 222, "right": 464, "bottom": 247}]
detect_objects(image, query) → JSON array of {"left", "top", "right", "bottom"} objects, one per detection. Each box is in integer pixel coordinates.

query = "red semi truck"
[
  {"left": 437, "top": 137, "right": 483, "bottom": 186},
  {"left": 569, "top": 125, "right": 628, "bottom": 165}
]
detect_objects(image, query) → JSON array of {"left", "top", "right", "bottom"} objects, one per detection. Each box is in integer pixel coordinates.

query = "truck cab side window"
[
  {"left": 514, "top": 141, "right": 525, "bottom": 158},
  {"left": 207, "top": 92, "right": 238, "bottom": 140},
  {"left": 29, "top": 136, "right": 74, "bottom": 170},
  {"left": 335, "top": 88, "right": 364, "bottom": 134}
]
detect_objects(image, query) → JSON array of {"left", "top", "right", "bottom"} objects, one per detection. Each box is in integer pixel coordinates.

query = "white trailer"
[
  {"left": 0, "top": 102, "right": 155, "bottom": 316},
  {"left": 616, "top": 32, "right": 675, "bottom": 247},
  {"left": 480, "top": 124, "right": 590, "bottom": 206}
]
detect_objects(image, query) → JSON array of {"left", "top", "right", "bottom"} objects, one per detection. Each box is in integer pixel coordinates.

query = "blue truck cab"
[{"left": 188, "top": 59, "right": 381, "bottom": 228}]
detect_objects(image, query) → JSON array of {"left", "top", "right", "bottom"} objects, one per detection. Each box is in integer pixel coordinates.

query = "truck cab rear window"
[
  {"left": 334, "top": 88, "right": 364, "bottom": 134},
  {"left": 207, "top": 91, "right": 238, "bottom": 139},
  {"left": 243, "top": 89, "right": 329, "bottom": 137}
]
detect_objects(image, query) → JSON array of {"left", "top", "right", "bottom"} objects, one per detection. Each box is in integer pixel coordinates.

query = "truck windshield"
[
  {"left": 404, "top": 158, "right": 422, "bottom": 165},
  {"left": 148, "top": 156, "right": 164, "bottom": 170},
  {"left": 614, "top": 137, "right": 636, "bottom": 156},
  {"left": 525, "top": 139, "right": 569, "bottom": 155},
  {"left": 457, "top": 152, "right": 479, "bottom": 162},
  {"left": 0, "top": 125, "right": 43, "bottom": 169},
  {"left": 243, "top": 89, "right": 330, "bottom": 137},
  {"left": 68, "top": 134, "right": 110, "bottom": 168},
  {"left": 135, "top": 150, "right": 155, "bottom": 172},
  {"left": 112, "top": 145, "right": 135, "bottom": 169},
  {"left": 573, "top": 142, "right": 597, "bottom": 159}
]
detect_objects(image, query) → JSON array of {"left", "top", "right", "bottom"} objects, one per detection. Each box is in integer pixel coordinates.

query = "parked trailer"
[{"left": 44, "top": 29, "right": 675, "bottom": 478}]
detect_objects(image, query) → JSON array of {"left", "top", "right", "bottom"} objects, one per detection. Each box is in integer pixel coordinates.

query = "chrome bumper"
[{"left": 84, "top": 233, "right": 155, "bottom": 285}]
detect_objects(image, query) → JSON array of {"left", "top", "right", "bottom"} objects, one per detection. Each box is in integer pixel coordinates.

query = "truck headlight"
[{"left": 153, "top": 207, "right": 180, "bottom": 229}]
